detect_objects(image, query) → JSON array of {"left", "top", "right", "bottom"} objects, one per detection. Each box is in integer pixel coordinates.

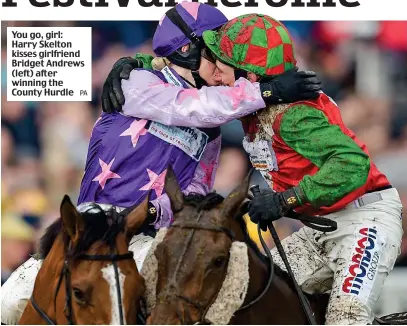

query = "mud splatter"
[{"left": 325, "top": 295, "right": 370, "bottom": 324}]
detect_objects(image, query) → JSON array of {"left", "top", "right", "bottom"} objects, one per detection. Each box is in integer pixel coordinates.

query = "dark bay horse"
[
  {"left": 143, "top": 167, "right": 328, "bottom": 325},
  {"left": 19, "top": 194, "right": 149, "bottom": 325},
  {"left": 142, "top": 168, "right": 406, "bottom": 325}
]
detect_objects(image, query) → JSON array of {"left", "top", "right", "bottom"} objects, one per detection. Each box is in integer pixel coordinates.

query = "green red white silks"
[
  {"left": 241, "top": 93, "right": 390, "bottom": 216},
  {"left": 203, "top": 14, "right": 296, "bottom": 76}
]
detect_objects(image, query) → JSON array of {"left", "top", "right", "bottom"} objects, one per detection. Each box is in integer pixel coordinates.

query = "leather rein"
[
  {"left": 30, "top": 242, "right": 134, "bottom": 325},
  {"left": 166, "top": 186, "right": 337, "bottom": 325}
]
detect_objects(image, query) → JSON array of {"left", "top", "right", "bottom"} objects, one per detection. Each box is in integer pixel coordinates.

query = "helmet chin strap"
[{"left": 165, "top": 7, "right": 208, "bottom": 89}]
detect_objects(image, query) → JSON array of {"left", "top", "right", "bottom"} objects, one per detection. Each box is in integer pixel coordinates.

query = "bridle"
[
  {"left": 160, "top": 201, "right": 275, "bottom": 325},
  {"left": 163, "top": 187, "right": 337, "bottom": 325},
  {"left": 30, "top": 240, "right": 134, "bottom": 325},
  {"left": 169, "top": 222, "right": 274, "bottom": 324}
]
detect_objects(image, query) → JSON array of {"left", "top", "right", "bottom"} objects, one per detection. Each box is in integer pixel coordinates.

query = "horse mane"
[
  {"left": 182, "top": 192, "right": 269, "bottom": 263},
  {"left": 38, "top": 206, "right": 127, "bottom": 259},
  {"left": 182, "top": 192, "right": 267, "bottom": 260},
  {"left": 177, "top": 191, "right": 328, "bottom": 317}
]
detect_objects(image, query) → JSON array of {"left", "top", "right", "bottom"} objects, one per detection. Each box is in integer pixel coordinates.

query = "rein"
[
  {"left": 166, "top": 209, "right": 227, "bottom": 324},
  {"left": 30, "top": 243, "right": 134, "bottom": 325},
  {"left": 238, "top": 223, "right": 274, "bottom": 310},
  {"left": 167, "top": 186, "right": 337, "bottom": 325},
  {"left": 250, "top": 185, "right": 338, "bottom": 325},
  {"left": 167, "top": 208, "right": 275, "bottom": 324}
]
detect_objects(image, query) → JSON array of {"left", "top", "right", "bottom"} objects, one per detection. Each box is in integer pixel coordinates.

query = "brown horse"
[
  {"left": 142, "top": 168, "right": 407, "bottom": 325},
  {"left": 19, "top": 194, "right": 149, "bottom": 325},
  {"left": 142, "top": 167, "right": 329, "bottom": 325}
]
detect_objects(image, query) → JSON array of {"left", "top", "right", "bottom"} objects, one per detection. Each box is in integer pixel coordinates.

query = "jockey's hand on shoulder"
[
  {"left": 248, "top": 187, "right": 306, "bottom": 231},
  {"left": 101, "top": 56, "right": 145, "bottom": 113},
  {"left": 259, "top": 67, "right": 322, "bottom": 105}
]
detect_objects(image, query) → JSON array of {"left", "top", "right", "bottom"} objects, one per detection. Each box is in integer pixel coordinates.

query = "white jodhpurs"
[
  {"left": 0, "top": 233, "right": 154, "bottom": 325},
  {"left": 270, "top": 188, "right": 403, "bottom": 325}
]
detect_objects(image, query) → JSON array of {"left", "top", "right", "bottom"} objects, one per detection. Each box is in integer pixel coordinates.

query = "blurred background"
[{"left": 1, "top": 20, "right": 407, "bottom": 315}]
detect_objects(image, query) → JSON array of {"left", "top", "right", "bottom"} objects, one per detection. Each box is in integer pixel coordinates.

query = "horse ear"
[
  {"left": 221, "top": 168, "right": 254, "bottom": 219},
  {"left": 164, "top": 165, "right": 184, "bottom": 213},
  {"left": 60, "top": 195, "right": 84, "bottom": 242},
  {"left": 125, "top": 192, "right": 150, "bottom": 240}
]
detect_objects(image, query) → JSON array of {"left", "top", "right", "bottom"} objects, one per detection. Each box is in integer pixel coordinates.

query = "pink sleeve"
[
  {"left": 121, "top": 69, "right": 266, "bottom": 128},
  {"left": 149, "top": 136, "right": 221, "bottom": 229}
]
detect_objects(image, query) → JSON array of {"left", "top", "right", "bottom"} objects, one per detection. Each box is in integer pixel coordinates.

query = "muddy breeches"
[{"left": 270, "top": 188, "right": 403, "bottom": 325}]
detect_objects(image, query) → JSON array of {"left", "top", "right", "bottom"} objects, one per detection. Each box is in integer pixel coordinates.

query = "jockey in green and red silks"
[{"left": 202, "top": 14, "right": 403, "bottom": 325}]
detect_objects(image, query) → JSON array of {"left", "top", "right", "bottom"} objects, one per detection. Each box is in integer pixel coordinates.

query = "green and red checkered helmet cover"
[{"left": 202, "top": 14, "right": 297, "bottom": 76}]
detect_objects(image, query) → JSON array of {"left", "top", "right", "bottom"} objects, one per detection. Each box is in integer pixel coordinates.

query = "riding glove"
[
  {"left": 248, "top": 187, "right": 305, "bottom": 231},
  {"left": 101, "top": 56, "right": 145, "bottom": 113},
  {"left": 136, "top": 201, "right": 158, "bottom": 238},
  {"left": 147, "top": 201, "right": 158, "bottom": 224},
  {"left": 260, "top": 67, "right": 322, "bottom": 105}
]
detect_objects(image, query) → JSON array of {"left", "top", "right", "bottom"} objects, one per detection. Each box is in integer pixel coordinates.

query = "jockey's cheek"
[
  {"left": 220, "top": 74, "right": 235, "bottom": 86},
  {"left": 211, "top": 67, "right": 222, "bottom": 85},
  {"left": 214, "top": 60, "right": 236, "bottom": 86},
  {"left": 198, "top": 57, "right": 219, "bottom": 86}
]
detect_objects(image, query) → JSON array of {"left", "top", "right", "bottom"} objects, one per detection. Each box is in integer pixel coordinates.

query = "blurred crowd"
[{"left": 1, "top": 20, "right": 407, "bottom": 287}]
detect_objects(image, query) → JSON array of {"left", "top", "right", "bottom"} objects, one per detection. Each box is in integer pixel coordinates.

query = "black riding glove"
[
  {"left": 259, "top": 67, "right": 322, "bottom": 105},
  {"left": 248, "top": 187, "right": 305, "bottom": 231},
  {"left": 101, "top": 57, "right": 144, "bottom": 113},
  {"left": 137, "top": 202, "right": 158, "bottom": 238},
  {"left": 147, "top": 201, "right": 158, "bottom": 224}
]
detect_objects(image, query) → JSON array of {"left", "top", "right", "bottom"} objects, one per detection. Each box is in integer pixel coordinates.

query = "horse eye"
[
  {"left": 213, "top": 257, "right": 226, "bottom": 268},
  {"left": 73, "top": 288, "right": 86, "bottom": 304}
]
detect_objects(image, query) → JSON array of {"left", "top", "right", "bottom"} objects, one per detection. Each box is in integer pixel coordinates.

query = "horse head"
[
  {"left": 143, "top": 166, "right": 256, "bottom": 325},
  {"left": 19, "top": 194, "right": 150, "bottom": 325},
  {"left": 141, "top": 166, "right": 331, "bottom": 325}
]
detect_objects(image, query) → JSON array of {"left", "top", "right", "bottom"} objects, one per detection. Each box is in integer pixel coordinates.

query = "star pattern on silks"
[
  {"left": 200, "top": 160, "right": 216, "bottom": 186},
  {"left": 140, "top": 168, "right": 168, "bottom": 197},
  {"left": 176, "top": 88, "right": 200, "bottom": 105},
  {"left": 221, "top": 83, "right": 256, "bottom": 110},
  {"left": 92, "top": 158, "right": 121, "bottom": 190},
  {"left": 120, "top": 119, "right": 148, "bottom": 147}
]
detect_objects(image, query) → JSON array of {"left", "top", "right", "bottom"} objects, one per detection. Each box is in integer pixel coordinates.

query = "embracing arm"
[
  {"left": 279, "top": 105, "right": 370, "bottom": 208},
  {"left": 121, "top": 70, "right": 266, "bottom": 128},
  {"left": 102, "top": 55, "right": 321, "bottom": 114}
]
